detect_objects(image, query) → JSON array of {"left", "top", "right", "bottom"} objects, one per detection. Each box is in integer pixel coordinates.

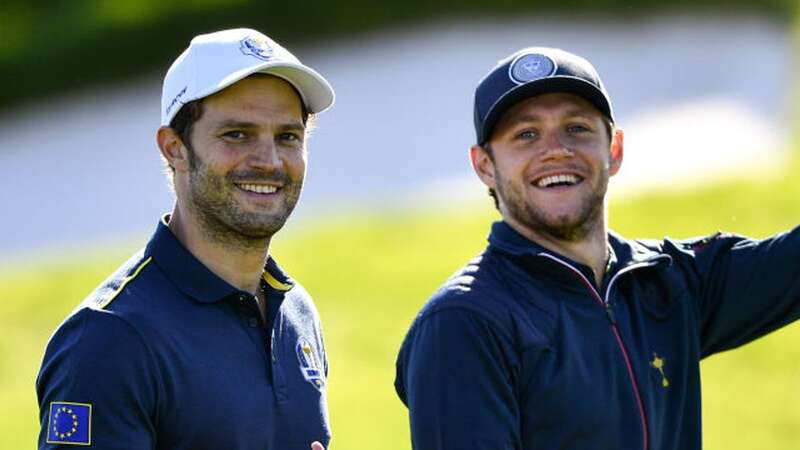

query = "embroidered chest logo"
[
  {"left": 650, "top": 353, "right": 670, "bottom": 388},
  {"left": 46, "top": 401, "right": 92, "bottom": 445},
  {"left": 296, "top": 338, "right": 325, "bottom": 389}
]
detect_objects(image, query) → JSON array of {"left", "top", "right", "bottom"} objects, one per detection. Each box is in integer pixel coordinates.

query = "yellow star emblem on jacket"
[{"left": 650, "top": 353, "right": 670, "bottom": 388}]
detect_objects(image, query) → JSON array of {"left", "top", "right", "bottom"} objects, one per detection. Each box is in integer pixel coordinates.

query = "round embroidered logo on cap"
[
  {"left": 239, "top": 36, "right": 274, "bottom": 61},
  {"left": 509, "top": 53, "right": 556, "bottom": 85}
]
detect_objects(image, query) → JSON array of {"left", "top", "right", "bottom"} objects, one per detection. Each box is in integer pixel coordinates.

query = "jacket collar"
[
  {"left": 488, "top": 220, "right": 552, "bottom": 258},
  {"left": 487, "top": 221, "right": 670, "bottom": 277},
  {"left": 606, "top": 230, "right": 672, "bottom": 268},
  {"left": 145, "top": 215, "right": 294, "bottom": 303}
]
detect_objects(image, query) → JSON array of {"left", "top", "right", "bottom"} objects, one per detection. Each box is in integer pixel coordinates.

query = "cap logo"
[
  {"left": 239, "top": 36, "right": 273, "bottom": 61},
  {"left": 509, "top": 53, "right": 556, "bottom": 85}
]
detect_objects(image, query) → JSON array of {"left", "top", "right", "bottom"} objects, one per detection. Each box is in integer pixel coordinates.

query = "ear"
[
  {"left": 469, "top": 144, "right": 497, "bottom": 190},
  {"left": 157, "top": 126, "right": 190, "bottom": 172},
  {"left": 608, "top": 128, "right": 624, "bottom": 176}
]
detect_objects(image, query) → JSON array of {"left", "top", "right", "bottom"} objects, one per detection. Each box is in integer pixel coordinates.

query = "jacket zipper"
[{"left": 539, "top": 253, "right": 658, "bottom": 450}]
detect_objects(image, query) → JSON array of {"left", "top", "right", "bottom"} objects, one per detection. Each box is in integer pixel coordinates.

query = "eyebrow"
[
  {"left": 502, "top": 114, "right": 542, "bottom": 128},
  {"left": 216, "top": 120, "right": 305, "bottom": 131},
  {"left": 504, "top": 110, "right": 596, "bottom": 127}
]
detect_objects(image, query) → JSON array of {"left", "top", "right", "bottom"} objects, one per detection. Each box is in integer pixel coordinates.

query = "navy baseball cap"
[{"left": 474, "top": 47, "right": 614, "bottom": 144}]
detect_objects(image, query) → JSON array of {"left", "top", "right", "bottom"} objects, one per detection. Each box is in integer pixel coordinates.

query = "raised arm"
[{"left": 670, "top": 227, "right": 800, "bottom": 357}]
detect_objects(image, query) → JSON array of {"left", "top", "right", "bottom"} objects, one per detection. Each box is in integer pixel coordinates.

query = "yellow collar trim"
[
  {"left": 263, "top": 271, "right": 291, "bottom": 291},
  {"left": 98, "top": 257, "right": 153, "bottom": 310}
]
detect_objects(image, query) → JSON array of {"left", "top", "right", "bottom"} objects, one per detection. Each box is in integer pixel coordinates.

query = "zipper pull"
[{"left": 605, "top": 305, "right": 617, "bottom": 325}]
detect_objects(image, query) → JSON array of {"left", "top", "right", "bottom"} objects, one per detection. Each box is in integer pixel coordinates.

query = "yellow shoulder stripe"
[
  {"left": 98, "top": 257, "right": 153, "bottom": 310},
  {"left": 263, "top": 271, "right": 291, "bottom": 291}
]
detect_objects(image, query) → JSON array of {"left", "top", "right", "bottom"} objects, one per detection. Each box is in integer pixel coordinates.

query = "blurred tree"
[{"left": 0, "top": 0, "right": 796, "bottom": 110}]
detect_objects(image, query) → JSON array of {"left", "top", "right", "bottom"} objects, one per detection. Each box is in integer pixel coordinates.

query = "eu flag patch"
[{"left": 47, "top": 402, "right": 91, "bottom": 445}]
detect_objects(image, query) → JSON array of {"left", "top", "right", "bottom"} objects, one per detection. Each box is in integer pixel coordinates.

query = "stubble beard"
[
  {"left": 185, "top": 148, "right": 303, "bottom": 250},
  {"left": 496, "top": 170, "right": 608, "bottom": 243}
]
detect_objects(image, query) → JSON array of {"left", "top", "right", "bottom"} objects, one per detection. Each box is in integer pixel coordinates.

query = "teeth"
[
  {"left": 537, "top": 174, "right": 580, "bottom": 188},
  {"left": 238, "top": 184, "right": 278, "bottom": 194}
]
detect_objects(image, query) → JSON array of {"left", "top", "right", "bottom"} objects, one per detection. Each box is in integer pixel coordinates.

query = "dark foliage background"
[{"left": 1, "top": 0, "right": 795, "bottom": 110}]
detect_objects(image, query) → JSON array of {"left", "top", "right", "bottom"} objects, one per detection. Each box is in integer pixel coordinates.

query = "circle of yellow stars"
[{"left": 52, "top": 406, "right": 79, "bottom": 439}]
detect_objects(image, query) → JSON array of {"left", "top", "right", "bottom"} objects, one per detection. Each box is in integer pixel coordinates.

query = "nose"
[
  {"left": 249, "top": 138, "right": 282, "bottom": 170},
  {"left": 539, "top": 130, "right": 574, "bottom": 161}
]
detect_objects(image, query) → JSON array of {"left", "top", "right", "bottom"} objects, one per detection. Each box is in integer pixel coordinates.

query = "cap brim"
[
  {"left": 191, "top": 61, "right": 335, "bottom": 115},
  {"left": 256, "top": 63, "right": 335, "bottom": 114},
  {"left": 480, "top": 76, "right": 613, "bottom": 143}
]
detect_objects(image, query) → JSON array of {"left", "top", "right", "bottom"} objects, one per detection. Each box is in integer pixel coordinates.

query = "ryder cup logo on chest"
[
  {"left": 239, "top": 36, "right": 274, "bottom": 61},
  {"left": 509, "top": 53, "right": 556, "bottom": 85},
  {"left": 296, "top": 338, "right": 325, "bottom": 389}
]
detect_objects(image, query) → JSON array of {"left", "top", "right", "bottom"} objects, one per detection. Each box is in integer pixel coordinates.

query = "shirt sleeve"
[
  {"left": 395, "top": 307, "right": 519, "bottom": 450},
  {"left": 36, "top": 308, "right": 159, "bottom": 450},
  {"left": 677, "top": 226, "right": 800, "bottom": 357}
]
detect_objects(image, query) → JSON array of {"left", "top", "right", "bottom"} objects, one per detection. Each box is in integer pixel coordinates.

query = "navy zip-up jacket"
[{"left": 395, "top": 221, "right": 800, "bottom": 450}]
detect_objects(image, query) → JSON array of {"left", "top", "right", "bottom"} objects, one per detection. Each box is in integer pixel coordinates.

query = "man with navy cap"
[
  {"left": 395, "top": 47, "right": 800, "bottom": 449},
  {"left": 37, "top": 29, "right": 334, "bottom": 450}
]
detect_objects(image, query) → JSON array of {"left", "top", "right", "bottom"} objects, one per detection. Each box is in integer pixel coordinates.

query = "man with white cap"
[{"left": 36, "top": 28, "right": 334, "bottom": 450}]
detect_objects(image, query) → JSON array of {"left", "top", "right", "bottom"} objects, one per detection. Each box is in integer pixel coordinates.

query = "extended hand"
[{"left": 311, "top": 441, "right": 325, "bottom": 450}]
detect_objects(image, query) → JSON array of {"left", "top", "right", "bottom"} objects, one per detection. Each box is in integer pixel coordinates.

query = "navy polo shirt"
[{"left": 37, "top": 217, "right": 330, "bottom": 449}]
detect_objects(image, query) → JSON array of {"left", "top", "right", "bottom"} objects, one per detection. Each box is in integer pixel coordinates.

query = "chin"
[
  {"left": 535, "top": 219, "right": 591, "bottom": 242},
  {"left": 239, "top": 218, "right": 290, "bottom": 237}
]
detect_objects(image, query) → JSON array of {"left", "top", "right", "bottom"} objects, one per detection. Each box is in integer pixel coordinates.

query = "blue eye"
[
  {"left": 518, "top": 130, "right": 538, "bottom": 140},
  {"left": 278, "top": 132, "right": 304, "bottom": 144},
  {"left": 567, "top": 124, "right": 590, "bottom": 133},
  {"left": 222, "top": 130, "right": 247, "bottom": 140}
]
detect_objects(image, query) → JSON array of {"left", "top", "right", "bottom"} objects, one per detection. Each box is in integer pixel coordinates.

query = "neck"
[
  {"left": 504, "top": 214, "right": 609, "bottom": 287},
  {"left": 167, "top": 206, "right": 270, "bottom": 294}
]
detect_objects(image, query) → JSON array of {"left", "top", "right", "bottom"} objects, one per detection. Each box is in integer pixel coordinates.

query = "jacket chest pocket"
[
  {"left": 621, "top": 274, "right": 700, "bottom": 441},
  {"left": 627, "top": 271, "right": 691, "bottom": 322}
]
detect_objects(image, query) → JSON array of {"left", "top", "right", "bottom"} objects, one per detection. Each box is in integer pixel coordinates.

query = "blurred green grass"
[{"left": 1, "top": 154, "right": 798, "bottom": 449}]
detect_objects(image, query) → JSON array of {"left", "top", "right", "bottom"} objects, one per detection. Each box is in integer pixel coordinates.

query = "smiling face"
[
  {"left": 169, "top": 75, "right": 307, "bottom": 246},
  {"left": 471, "top": 92, "right": 623, "bottom": 244}
]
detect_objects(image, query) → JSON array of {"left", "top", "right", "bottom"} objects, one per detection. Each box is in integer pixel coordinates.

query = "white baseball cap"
[{"left": 161, "top": 28, "right": 335, "bottom": 126}]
